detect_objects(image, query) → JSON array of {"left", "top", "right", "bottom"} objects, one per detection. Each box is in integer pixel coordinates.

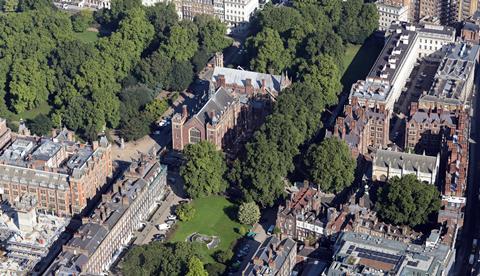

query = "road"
[{"left": 452, "top": 79, "right": 480, "bottom": 275}]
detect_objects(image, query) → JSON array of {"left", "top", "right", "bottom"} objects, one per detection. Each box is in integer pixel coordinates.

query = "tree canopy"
[
  {"left": 235, "top": 0, "right": 377, "bottom": 206},
  {"left": 180, "top": 141, "right": 227, "bottom": 199},
  {"left": 237, "top": 202, "right": 261, "bottom": 225},
  {"left": 186, "top": 256, "right": 208, "bottom": 276},
  {"left": 304, "top": 137, "right": 356, "bottom": 193},
  {"left": 376, "top": 175, "right": 441, "bottom": 227},
  {"left": 122, "top": 242, "right": 206, "bottom": 276}
]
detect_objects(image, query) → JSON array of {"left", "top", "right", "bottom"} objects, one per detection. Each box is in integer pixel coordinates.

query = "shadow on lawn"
[
  {"left": 223, "top": 205, "right": 238, "bottom": 222},
  {"left": 340, "top": 36, "right": 384, "bottom": 92}
]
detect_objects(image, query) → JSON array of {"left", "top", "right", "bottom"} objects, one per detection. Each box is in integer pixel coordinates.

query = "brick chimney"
[
  {"left": 379, "top": 103, "right": 385, "bottom": 113},
  {"left": 261, "top": 79, "right": 266, "bottom": 94},
  {"left": 345, "top": 105, "right": 353, "bottom": 117},
  {"left": 217, "top": 74, "right": 226, "bottom": 88},
  {"left": 410, "top": 102, "right": 418, "bottom": 116},
  {"left": 182, "top": 105, "right": 188, "bottom": 118},
  {"left": 352, "top": 96, "right": 358, "bottom": 106},
  {"left": 245, "top": 78, "right": 253, "bottom": 94}
]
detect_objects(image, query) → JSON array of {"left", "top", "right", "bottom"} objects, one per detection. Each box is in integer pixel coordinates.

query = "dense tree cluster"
[
  {"left": 122, "top": 242, "right": 206, "bottom": 275},
  {"left": 304, "top": 137, "right": 356, "bottom": 193},
  {"left": 180, "top": 141, "right": 227, "bottom": 199},
  {"left": 233, "top": 0, "right": 378, "bottom": 206},
  {"left": 376, "top": 175, "right": 441, "bottom": 227},
  {"left": 0, "top": 2, "right": 230, "bottom": 141}
]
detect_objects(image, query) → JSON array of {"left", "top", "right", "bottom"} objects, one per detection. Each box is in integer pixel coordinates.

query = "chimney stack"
[
  {"left": 410, "top": 102, "right": 418, "bottom": 116},
  {"left": 261, "top": 79, "right": 266, "bottom": 93},
  {"left": 345, "top": 105, "right": 353, "bottom": 117},
  {"left": 217, "top": 74, "right": 226, "bottom": 88},
  {"left": 182, "top": 105, "right": 188, "bottom": 118}
]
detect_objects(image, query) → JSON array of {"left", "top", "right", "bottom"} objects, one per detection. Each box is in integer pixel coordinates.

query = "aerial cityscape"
[{"left": 0, "top": 0, "right": 479, "bottom": 275}]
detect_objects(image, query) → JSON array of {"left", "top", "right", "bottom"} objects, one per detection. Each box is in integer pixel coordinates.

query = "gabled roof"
[
  {"left": 212, "top": 67, "right": 283, "bottom": 92},
  {"left": 374, "top": 149, "right": 438, "bottom": 173},
  {"left": 194, "top": 87, "right": 235, "bottom": 125}
]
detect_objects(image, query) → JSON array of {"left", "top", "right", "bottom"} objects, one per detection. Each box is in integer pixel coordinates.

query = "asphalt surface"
[{"left": 452, "top": 79, "right": 480, "bottom": 275}]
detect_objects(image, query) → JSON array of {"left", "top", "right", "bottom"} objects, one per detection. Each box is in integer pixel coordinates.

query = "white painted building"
[
  {"left": 224, "top": 0, "right": 259, "bottom": 31},
  {"left": 376, "top": 0, "right": 410, "bottom": 31}
]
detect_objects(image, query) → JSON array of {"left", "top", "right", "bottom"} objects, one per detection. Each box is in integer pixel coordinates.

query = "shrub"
[{"left": 176, "top": 202, "right": 196, "bottom": 221}]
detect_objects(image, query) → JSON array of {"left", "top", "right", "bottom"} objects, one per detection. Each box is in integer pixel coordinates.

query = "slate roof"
[
  {"left": 373, "top": 149, "right": 438, "bottom": 173},
  {"left": 212, "top": 67, "right": 283, "bottom": 92},
  {"left": 244, "top": 236, "right": 296, "bottom": 276},
  {"left": 410, "top": 110, "right": 454, "bottom": 125},
  {"left": 194, "top": 87, "right": 235, "bottom": 125}
]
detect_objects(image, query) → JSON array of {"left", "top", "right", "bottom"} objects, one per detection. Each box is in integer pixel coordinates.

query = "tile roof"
[
  {"left": 373, "top": 149, "right": 438, "bottom": 173},
  {"left": 212, "top": 67, "right": 283, "bottom": 92}
]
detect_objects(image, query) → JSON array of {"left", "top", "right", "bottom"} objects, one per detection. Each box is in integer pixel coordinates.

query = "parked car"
[
  {"left": 157, "top": 223, "right": 171, "bottom": 230},
  {"left": 267, "top": 225, "right": 275, "bottom": 235},
  {"left": 167, "top": 214, "right": 177, "bottom": 220}
]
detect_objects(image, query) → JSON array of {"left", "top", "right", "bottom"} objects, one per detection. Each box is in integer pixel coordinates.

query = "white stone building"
[
  {"left": 376, "top": 0, "right": 410, "bottom": 31},
  {"left": 371, "top": 149, "right": 440, "bottom": 184}
]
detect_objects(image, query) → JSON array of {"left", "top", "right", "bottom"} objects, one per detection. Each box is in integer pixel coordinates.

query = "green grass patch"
[
  {"left": 9, "top": 101, "right": 51, "bottom": 121},
  {"left": 170, "top": 196, "right": 245, "bottom": 263},
  {"left": 341, "top": 38, "right": 384, "bottom": 92},
  {"left": 73, "top": 30, "right": 99, "bottom": 43}
]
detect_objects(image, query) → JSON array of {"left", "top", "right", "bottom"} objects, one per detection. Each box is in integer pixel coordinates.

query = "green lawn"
[
  {"left": 73, "top": 30, "right": 99, "bottom": 43},
  {"left": 9, "top": 101, "right": 51, "bottom": 121},
  {"left": 341, "top": 38, "right": 384, "bottom": 92},
  {"left": 170, "top": 196, "right": 245, "bottom": 263}
]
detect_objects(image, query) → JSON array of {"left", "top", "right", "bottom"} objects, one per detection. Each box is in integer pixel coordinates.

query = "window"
[{"left": 189, "top": 128, "right": 201, "bottom": 144}]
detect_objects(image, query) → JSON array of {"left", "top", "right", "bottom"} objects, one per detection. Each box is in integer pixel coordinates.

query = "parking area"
[{"left": 133, "top": 171, "right": 186, "bottom": 245}]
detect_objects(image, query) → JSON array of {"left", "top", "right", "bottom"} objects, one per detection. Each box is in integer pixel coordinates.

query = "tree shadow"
[{"left": 223, "top": 205, "right": 238, "bottom": 221}]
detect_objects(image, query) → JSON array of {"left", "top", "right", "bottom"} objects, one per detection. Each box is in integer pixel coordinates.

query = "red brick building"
[
  {"left": 329, "top": 97, "right": 390, "bottom": 158},
  {"left": 405, "top": 103, "right": 469, "bottom": 197},
  {"left": 172, "top": 67, "right": 291, "bottom": 151}
]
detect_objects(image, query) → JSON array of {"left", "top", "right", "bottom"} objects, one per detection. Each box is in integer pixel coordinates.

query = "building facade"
[
  {"left": 328, "top": 232, "right": 452, "bottom": 275},
  {"left": 349, "top": 22, "right": 455, "bottom": 111},
  {"left": 46, "top": 155, "right": 168, "bottom": 275},
  {"left": 371, "top": 149, "right": 440, "bottom": 184},
  {"left": 376, "top": 0, "right": 410, "bottom": 31},
  {"left": 329, "top": 98, "right": 390, "bottom": 158},
  {"left": 172, "top": 66, "right": 290, "bottom": 151},
  {"left": 276, "top": 186, "right": 325, "bottom": 242},
  {"left": 0, "top": 124, "right": 112, "bottom": 216}
]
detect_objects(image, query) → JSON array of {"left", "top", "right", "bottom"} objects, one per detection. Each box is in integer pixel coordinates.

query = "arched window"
[{"left": 189, "top": 128, "right": 201, "bottom": 144}]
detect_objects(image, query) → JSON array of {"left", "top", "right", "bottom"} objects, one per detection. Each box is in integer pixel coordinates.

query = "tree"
[
  {"left": 180, "top": 141, "right": 227, "bottom": 199},
  {"left": 145, "top": 98, "right": 168, "bottom": 120},
  {"left": 120, "top": 112, "right": 150, "bottom": 141},
  {"left": 18, "top": 0, "right": 52, "bottom": 11},
  {"left": 162, "top": 25, "right": 198, "bottom": 62},
  {"left": 175, "top": 202, "right": 196, "bottom": 222},
  {"left": 194, "top": 15, "right": 230, "bottom": 53},
  {"left": 205, "top": 263, "right": 226, "bottom": 276},
  {"left": 305, "top": 137, "right": 356, "bottom": 193},
  {"left": 122, "top": 241, "right": 205, "bottom": 275},
  {"left": 237, "top": 202, "right": 260, "bottom": 225},
  {"left": 376, "top": 175, "right": 441, "bottom": 227},
  {"left": 247, "top": 28, "right": 291, "bottom": 74},
  {"left": 214, "top": 250, "right": 233, "bottom": 264},
  {"left": 145, "top": 2, "right": 178, "bottom": 42},
  {"left": 186, "top": 256, "right": 208, "bottom": 276},
  {"left": 169, "top": 60, "right": 194, "bottom": 91},
  {"left": 72, "top": 10, "right": 94, "bottom": 32},
  {"left": 3, "top": 0, "right": 18, "bottom": 12},
  {"left": 27, "top": 114, "right": 53, "bottom": 136}
]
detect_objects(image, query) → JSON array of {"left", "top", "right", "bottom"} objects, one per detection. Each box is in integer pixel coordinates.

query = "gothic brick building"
[
  {"left": 172, "top": 67, "right": 291, "bottom": 151},
  {"left": 405, "top": 103, "right": 469, "bottom": 197},
  {"left": 329, "top": 97, "right": 390, "bottom": 158}
]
